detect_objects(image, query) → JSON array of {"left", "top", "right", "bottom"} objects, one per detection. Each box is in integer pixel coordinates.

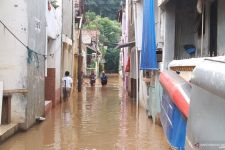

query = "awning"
[
  {"left": 140, "top": 0, "right": 157, "bottom": 70},
  {"left": 115, "top": 41, "right": 135, "bottom": 49}
]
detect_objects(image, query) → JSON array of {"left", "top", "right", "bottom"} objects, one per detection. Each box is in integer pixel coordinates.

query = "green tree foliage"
[
  {"left": 84, "top": 0, "right": 121, "bottom": 20},
  {"left": 83, "top": 12, "right": 121, "bottom": 49},
  {"left": 104, "top": 48, "right": 120, "bottom": 73},
  {"left": 83, "top": 12, "right": 121, "bottom": 73}
]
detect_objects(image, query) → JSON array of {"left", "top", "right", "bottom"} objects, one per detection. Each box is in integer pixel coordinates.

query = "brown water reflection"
[{"left": 0, "top": 76, "right": 169, "bottom": 150}]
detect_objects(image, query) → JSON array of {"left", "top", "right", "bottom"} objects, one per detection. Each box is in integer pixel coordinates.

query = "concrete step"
[{"left": 0, "top": 123, "right": 18, "bottom": 143}]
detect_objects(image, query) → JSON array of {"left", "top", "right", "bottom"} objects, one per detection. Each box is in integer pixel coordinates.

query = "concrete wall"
[
  {"left": 162, "top": 0, "right": 175, "bottom": 69},
  {"left": 46, "top": 0, "right": 62, "bottom": 105},
  {"left": 25, "top": 0, "right": 47, "bottom": 129},
  {"left": 174, "top": 0, "right": 196, "bottom": 59},
  {"left": 217, "top": 0, "right": 225, "bottom": 55},
  {"left": 0, "top": 0, "right": 28, "bottom": 124},
  {"left": 62, "top": 0, "right": 74, "bottom": 81},
  {"left": 62, "top": 44, "right": 73, "bottom": 75},
  {"left": 0, "top": 0, "right": 46, "bottom": 129},
  {"left": 46, "top": 37, "right": 62, "bottom": 105},
  {"left": 121, "top": 2, "right": 129, "bottom": 90},
  {"left": 174, "top": 0, "right": 211, "bottom": 58},
  {"left": 62, "top": 0, "right": 73, "bottom": 39},
  {"left": 133, "top": 0, "right": 143, "bottom": 50}
]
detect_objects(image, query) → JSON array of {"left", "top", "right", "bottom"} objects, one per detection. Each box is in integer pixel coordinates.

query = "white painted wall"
[
  {"left": 0, "top": 0, "right": 28, "bottom": 89},
  {"left": 62, "top": 0, "right": 73, "bottom": 39},
  {"left": 133, "top": 0, "right": 143, "bottom": 50},
  {"left": 162, "top": 1, "right": 175, "bottom": 70},
  {"left": 55, "top": 0, "right": 62, "bottom": 91},
  {"left": 174, "top": 0, "right": 210, "bottom": 58},
  {"left": 120, "top": 7, "right": 129, "bottom": 88},
  {"left": 47, "top": 0, "right": 62, "bottom": 90},
  {"left": 217, "top": 0, "right": 225, "bottom": 56},
  {"left": 0, "top": 0, "right": 28, "bottom": 123}
]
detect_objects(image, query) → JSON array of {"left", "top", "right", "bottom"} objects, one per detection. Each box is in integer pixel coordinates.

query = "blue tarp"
[{"left": 140, "top": 0, "right": 157, "bottom": 70}]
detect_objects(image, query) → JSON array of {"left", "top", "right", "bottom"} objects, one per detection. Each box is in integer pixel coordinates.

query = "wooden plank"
[{"left": 0, "top": 81, "right": 3, "bottom": 124}]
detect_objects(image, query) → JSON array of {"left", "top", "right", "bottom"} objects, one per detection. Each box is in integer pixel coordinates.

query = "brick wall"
[{"left": 45, "top": 68, "right": 56, "bottom": 105}]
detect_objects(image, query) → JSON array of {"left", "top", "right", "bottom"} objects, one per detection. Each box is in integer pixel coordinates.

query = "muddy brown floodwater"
[{"left": 0, "top": 75, "right": 169, "bottom": 150}]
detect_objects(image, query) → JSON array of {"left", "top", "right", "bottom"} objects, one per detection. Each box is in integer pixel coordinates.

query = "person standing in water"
[
  {"left": 101, "top": 71, "right": 107, "bottom": 86},
  {"left": 62, "top": 71, "right": 73, "bottom": 100},
  {"left": 90, "top": 71, "right": 96, "bottom": 86}
]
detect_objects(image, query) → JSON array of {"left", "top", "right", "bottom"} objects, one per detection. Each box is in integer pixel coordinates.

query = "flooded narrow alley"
[{"left": 0, "top": 76, "right": 169, "bottom": 150}]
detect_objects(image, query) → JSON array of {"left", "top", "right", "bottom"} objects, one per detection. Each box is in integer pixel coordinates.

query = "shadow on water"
[{"left": 0, "top": 75, "right": 169, "bottom": 150}]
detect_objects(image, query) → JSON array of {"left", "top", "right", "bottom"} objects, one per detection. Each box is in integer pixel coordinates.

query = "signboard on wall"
[{"left": 158, "top": 0, "right": 170, "bottom": 7}]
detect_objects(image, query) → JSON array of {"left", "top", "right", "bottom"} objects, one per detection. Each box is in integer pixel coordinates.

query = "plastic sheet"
[
  {"left": 140, "top": 0, "right": 157, "bottom": 70},
  {"left": 146, "top": 73, "right": 161, "bottom": 124}
]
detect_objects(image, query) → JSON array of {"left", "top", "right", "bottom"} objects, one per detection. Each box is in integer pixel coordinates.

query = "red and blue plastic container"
[{"left": 159, "top": 71, "right": 191, "bottom": 150}]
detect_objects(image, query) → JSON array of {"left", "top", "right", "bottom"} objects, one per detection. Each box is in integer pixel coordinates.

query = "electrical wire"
[
  {"left": 0, "top": 19, "right": 47, "bottom": 58},
  {"left": 1, "top": 19, "right": 76, "bottom": 68}
]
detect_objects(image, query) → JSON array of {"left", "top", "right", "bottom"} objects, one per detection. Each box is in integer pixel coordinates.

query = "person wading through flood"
[
  {"left": 90, "top": 71, "right": 96, "bottom": 86},
  {"left": 62, "top": 71, "right": 73, "bottom": 100},
  {"left": 101, "top": 71, "right": 107, "bottom": 86}
]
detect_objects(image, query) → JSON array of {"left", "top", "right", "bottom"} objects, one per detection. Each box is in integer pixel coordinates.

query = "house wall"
[
  {"left": 132, "top": 0, "right": 143, "bottom": 100},
  {"left": 82, "top": 49, "right": 87, "bottom": 75},
  {"left": 174, "top": 0, "right": 210, "bottom": 59},
  {"left": 174, "top": 0, "right": 196, "bottom": 59},
  {"left": 121, "top": 3, "right": 129, "bottom": 90},
  {"left": 51, "top": 35, "right": 62, "bottom": 103},
  {"left": 133, "top": 0, "right": 143, "bottom": 51},
  {"left": 46, "top": 37, "right": 62, "bottom": 105},
  {"left": 217, "top": 0, "right": 225, "bottom": 55},
  {"left": 127, "top": 0, "right": 135, "bottom": 97},
  {"left": 132, "top": 0, "right": 145, "bottom": 106},
  {"left": 46, "top": 1, "right": 62, "bottom": 105},
  {"left": 73, "top": 29, "right": 78, "bottom": 84},
  {"left": 25, "top": 0, "right": 47, "bottom": 129},
  {"left": 62, "top": 44, "right": 73, "bottom": 74},
  {"left": 62, "top": 0, "right": 73, "bottom": 81},
  {"left": 162, "top": 0, "right": 175, "bottom": 70},
  {"left": 0, "top": 0, "right": 28, "bottom": 124},
  {"left": 62, "top": 0, "right": 73, "bottom": 39}
]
